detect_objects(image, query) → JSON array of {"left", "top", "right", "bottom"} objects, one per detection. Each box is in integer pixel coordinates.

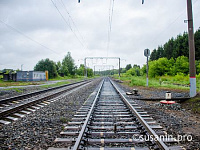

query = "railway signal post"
[{"left": 144, "top": 49, "right": 150, "bottom": 87}]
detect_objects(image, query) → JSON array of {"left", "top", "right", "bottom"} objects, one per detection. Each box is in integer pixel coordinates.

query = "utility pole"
[
  {"left": 187, "top": 0, "right": 196, "bottom": 97},
  {"left": 141, "top": 0, "right": 196, "bottom": 96},
  {"left": 84, "top": 58, "right": 87, "bottom": 78},
  {"left": 94, "top": 66, "right": 95, "bottom": 76},
  {"left": 21, "top": 64, "right": 23, "bottom": 71},
  {"left": 119, "top": 58, "right": 120, "bottom": 78}
]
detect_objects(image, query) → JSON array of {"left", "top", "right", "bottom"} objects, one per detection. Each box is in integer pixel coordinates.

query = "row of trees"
[
  {"left": 34, "top": 52, "right": 93, "bottom": 79},
  {"left": 150, "top": 28, "right": 200, "bottom": 61},
  {"left": 125, "top": 56, "right": 200, "bottom": 78}
]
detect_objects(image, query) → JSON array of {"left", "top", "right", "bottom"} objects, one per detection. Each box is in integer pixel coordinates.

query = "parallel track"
[
  {"left": 0, "top": 80, "right": 92, "bottom": 120},
  {"left": 0, "top": 80, "right": 90, "bottom": 105},
  {"left": 49, "top": 77, "right": 185, "bottom": 150}
]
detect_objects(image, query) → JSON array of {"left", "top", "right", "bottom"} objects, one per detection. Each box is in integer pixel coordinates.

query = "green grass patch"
[
  {"left": 0, "top": 79, "right": 44, "bottom": 87},
  {"left": 49, "top": 75, "right": 89, "bottom": 81},
  {"left": 114, "top": 74, "right": 199, "bottom": 91},
  {"left": 4, "top": 88, "right": 23, "bottom": 93},
  {"left": 41, "top": 81, "right": 70, "bottom": 88}
]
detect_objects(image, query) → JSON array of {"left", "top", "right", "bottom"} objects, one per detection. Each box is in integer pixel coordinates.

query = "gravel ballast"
[
  {"left": 1, "top": 78, "right": 200, "bottom": 149},
  {"left": 116, "top": 81, "right": 200, "bottom": 150},
  {"left": 0, "top": 79, "right": 101, "bottom": 149}
]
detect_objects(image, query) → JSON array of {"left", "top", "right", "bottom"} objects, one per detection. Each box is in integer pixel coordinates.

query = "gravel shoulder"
[
  {"left": 0, "top": 78, "right": 101, "bottom": 149},
  {"left": 117, "top": 81, "right": 200, "bottom": 150}
]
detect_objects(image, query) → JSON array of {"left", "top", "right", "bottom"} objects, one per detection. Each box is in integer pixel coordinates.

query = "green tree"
[
  {"left": 126, "top": 65, "right": 140, "bottom": 76},
  {"left": 34, "top": 58, "right": 58, "bottom": 78},
  {"left": 150, "top": 49, "right": 157, "bottom": 60},
  {"left": 174, "top": 56, "right": 189, "bottom": 75},
  {"left": 87, "top": 68, "right": 93, "bottom": 77},
  {"left": 76, "top": 64, "right": 85, "bottom": 76},
  {"left": 141, "top": 64, "right": 146, "bottom": 75},
  {"left": 163, "top": 38, "right": 175, "bottom": 59},
  {"left": 196, "top": 60, "right": 200, "bottom": 74},
  {"left": 121, "top": 68, "right": 126, "bottom": 73},
  {"left": 56, "top": 61, "right": 62, "bottom": 75},
  {"left": 149, "top": 58, "right": 174, "bottom": 77},
  {"left": 156, "top": 46, "right": 164, "bottom": 59},
  {"left": 125, "top": 64, "right": 132, "bottom": 71},
  {"left": 62, "top": 52, "right": 75, "bottom": 76},
  {"left": 195, "top": 29, "right": 200, "bottom": 60}
]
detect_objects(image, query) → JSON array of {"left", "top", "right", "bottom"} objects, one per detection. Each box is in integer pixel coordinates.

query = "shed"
[{"left": 16, "top": 71, "right": 46, "bottom": 82}]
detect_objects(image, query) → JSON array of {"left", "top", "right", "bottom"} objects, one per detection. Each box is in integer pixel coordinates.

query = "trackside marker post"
[{"left": 144, "top": 49, "right": 150, "bottom": 87}]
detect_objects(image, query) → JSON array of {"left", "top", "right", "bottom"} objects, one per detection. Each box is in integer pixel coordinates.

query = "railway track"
[
  {"left": 0, "top": 80, "right": 91, "bottom": 106},
  {"left": 0, "top": 79, "right": 93, "bottom": 124},
  {"left": 49, "top": 77, "right": 185, "bottom": 150}
]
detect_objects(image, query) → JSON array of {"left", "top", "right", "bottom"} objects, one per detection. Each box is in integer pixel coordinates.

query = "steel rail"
[
  {"left": 109, "top": 78, "right": 169, "bottom": 150},
  {"left": 0, "top": 80, "right": 92, "bottom": 118},
  {"left": 73, "top": 79, "right": 105, "bottom": 150},
  {"left": 0, "top": 79, "right": 92, "bottom": 105}
]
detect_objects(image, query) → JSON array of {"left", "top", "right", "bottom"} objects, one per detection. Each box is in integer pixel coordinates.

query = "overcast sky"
[{"left": 0, "top": 0, "right": 200, "bottom": 71}]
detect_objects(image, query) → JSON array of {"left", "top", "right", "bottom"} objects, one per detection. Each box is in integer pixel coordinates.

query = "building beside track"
[
  {"left": 16, "top": 71, "right": 46, "bottom": 81},
  {"left": 1, "top": 69, "right": 47, "bottom": 81},
  {"left": 1, "top": 69, "right": 17, "bottom": 81}
]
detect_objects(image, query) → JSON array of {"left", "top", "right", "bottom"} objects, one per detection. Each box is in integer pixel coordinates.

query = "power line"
[
  {"left": 51, "top": 0, "right": 87, "bottom": 50},
  {"left": 106, "top": 0, "right": 112, "bottom": 56},
  {"left": 0, "top": 20, "right": 61, "bottom": 56},
  {"left": 59, "top": 0, "right": 89, "bottom": 56},
  {"left": 151, "top": 0, "right": 198, "bottom": 46},
  {"left": 110, "top": 0, "right": 115, "bottom": 32},
  {"left": 60, "top": 0, "right": 86, "bottom": 43},
  {"left": 106, "top": 0, "right": 115, "bottom": 57}
]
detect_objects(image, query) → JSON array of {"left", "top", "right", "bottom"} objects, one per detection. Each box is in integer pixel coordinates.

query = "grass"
[
  {"left": 114, "top": 74, "right": 200, "bottom": 91},
  {"left": 41, "top": 81, "right": 70, "bottom": 88},
  {"left": 0, "top": 79, "right": 44, "bottom": 87},
  {"left": 114, "top": 74, "right": 200, "bottom": 114},
  {"left": 49, "top": 75, "right": 89, "bottom": 81},
  {"left": 4, "top": 88, "right": 23, "bottom": 93}
]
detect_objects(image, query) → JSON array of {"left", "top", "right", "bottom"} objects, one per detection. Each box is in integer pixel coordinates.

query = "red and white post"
[{"left": 187, "top": 0, "right": 196, "bottom": 97}]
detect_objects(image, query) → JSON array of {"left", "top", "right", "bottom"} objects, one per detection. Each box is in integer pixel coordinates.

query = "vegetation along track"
[
  {"left": 49, "top": 77, "right": 185, "bottom": 150},
  {"left": 0, "top": 79, "right": 92, "bottom": 124}
]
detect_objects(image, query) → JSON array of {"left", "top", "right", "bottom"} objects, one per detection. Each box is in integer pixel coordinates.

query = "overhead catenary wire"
[
  {"left": 151, "top": 0, "right": 198, "bottom": 47},
  {"left": 106, "top": 0, "right": 115, "bottom": 57},
  {"left": 0, "top": 20, "right": 61, "bottom": 56},
  {"left": 59, "top": 0, "right": 89, "bottom": 56},
  {"left": 110, "top": 0, "right": 115, "bottom": 32},
  {"left": 60, "top": 0, "right": 86, "bottom": 44},
  {"left": 51, "top": 0, "right": 87, "bottom": 51}
]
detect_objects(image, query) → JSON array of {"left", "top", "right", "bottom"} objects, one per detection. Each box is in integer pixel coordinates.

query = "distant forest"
[{"left": 150, "top": 28, "right": 200, "bottom": 61}]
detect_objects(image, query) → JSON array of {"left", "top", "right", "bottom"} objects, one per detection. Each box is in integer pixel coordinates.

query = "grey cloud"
[{"left": 0, "top": 0, "right": 200, "bottom": 70}]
